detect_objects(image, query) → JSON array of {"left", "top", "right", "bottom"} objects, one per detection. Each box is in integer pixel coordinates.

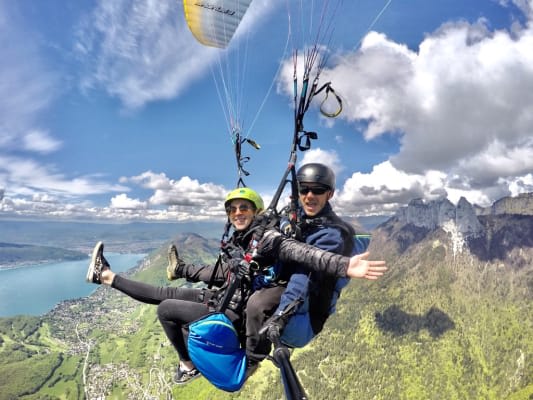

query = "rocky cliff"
[
  {"left": 479, "top": 192, "right": 533, "bottom": 216},
  {"left": 387, "top": 193, "right": 533, "bottom": 264},
  {"left": 394, "top": 196, "right": 483, "bottom": 237}
]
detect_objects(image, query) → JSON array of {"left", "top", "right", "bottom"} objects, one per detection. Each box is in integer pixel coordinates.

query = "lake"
[{"left": 0, "top": 252, "right": 146, "bottom": 317}]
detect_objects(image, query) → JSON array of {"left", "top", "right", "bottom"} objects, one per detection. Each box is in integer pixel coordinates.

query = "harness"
[
  {"left": 186, "top": 225, "right": 260, "bottom": 392},
  {"left": 202, "top": 228, "right": 256, "bottom": 314}
]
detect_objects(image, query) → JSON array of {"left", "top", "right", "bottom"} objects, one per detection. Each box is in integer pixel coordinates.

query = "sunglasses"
[
  {"left": 298, "top": 186, "right": 329, "bottom": 195},
  {"left": 226, "top": 204, "right": 254, "bottom": 214}
]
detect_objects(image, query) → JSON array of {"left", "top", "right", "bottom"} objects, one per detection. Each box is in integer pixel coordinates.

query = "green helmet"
[{"left": 224, "top": 187, "right": 264, "bottom": 211}]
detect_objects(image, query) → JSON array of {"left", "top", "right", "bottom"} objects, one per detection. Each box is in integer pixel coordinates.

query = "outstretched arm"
[{"left": 256, "top": 230, "right": 387, "bottom": 279}]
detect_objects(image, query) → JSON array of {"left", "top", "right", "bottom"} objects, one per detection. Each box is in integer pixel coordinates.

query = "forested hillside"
[{"left": 1, "top": 220, "right": 532, "bottom": 399}]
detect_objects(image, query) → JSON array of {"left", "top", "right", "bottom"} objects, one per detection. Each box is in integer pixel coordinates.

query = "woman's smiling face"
[{"left": 226, "top": 199, "right": 256, "bottom": 231}]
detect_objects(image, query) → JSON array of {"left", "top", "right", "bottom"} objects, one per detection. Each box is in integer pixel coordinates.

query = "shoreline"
[
  {"left": 0, "top": 253, "right": 147, "bottom": 318},
  {"left": 0, "top": 257, "right": 88, "bottom": 271}
]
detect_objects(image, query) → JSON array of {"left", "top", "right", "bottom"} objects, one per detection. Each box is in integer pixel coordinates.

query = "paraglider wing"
[{"left": 183, "top": 0, "right": 253, "bottom": 48}]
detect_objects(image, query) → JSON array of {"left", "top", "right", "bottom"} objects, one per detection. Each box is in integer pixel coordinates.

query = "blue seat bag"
[{"left": 187, "top": 312, "right": 247, "bottom": 392}]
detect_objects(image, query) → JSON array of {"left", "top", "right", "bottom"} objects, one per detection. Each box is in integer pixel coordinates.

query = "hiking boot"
[
  {"left": 167, "top": 244, "right": 185, "bottom": 281},
  {"left": 86, "top": 241, "right": 110, "bottom": 284},
  {"left": 174, "top": 365, "right": 201, "bottom": 385}
]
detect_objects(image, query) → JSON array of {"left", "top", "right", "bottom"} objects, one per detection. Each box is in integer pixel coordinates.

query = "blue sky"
[{"left": 1, "top": 0, "right": 532, "bottom": 223}]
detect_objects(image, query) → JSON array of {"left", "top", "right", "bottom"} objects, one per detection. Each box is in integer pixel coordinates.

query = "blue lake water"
[{"left": 0, "top": 253, "right": 146, "bottom": 317}]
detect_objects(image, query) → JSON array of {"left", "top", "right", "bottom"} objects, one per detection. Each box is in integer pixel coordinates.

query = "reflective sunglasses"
[
  {"left": 298, "top": 186, "right": 329, "bottom": 195},
  {"left": 226, "top": 204, "right": 254, "bottom": 214}
]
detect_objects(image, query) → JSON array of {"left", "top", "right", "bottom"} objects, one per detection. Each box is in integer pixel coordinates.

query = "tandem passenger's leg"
[{"left": 157, "top": 299, "right": 210, "bottom": 384}]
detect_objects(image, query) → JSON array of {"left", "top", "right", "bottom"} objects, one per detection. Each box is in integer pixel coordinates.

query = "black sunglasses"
[
  {"left": 226, "top": 204, "right": 254, "bottom": 214},
  {"left": 298, "top": 186, "right": 329, "bottom": 195}
]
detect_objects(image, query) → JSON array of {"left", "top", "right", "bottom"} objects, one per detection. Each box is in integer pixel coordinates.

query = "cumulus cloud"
[
  {"left": 122, "top": 171, "right": 174, "bottom": 190},
  {"left": 333, "top": 161, "right": 494, "bottom": 215},
  {"left": 328, "top": 23, "right": 533, "bottom": 177},
  {"left": 299, "top": 148, "right": 343, "bottom": 177},
  {"left": 122, "top": 171, "right": 228, "bottom": 206},
  {"left": 0, "top": 169, "right": 233, "bottom": 222},
  {"left": 508, "top": 173, "right": 533, "bottom": 195},
  {"left": 110, "top": 193, "right": 146, "bottom": 210},
  {"left": 278, "top": 1, "right": 533, "bottom": 214}
]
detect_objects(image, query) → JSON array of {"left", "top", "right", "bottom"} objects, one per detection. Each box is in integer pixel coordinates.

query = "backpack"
[{"left": 187, "top": 312, "right": 247, "bottom": 392}]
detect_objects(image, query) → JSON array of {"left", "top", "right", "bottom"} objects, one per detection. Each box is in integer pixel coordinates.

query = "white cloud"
[
  {"left": 333, "top": 161, "right": 496, "bottom": 216},
  {"left": 507, "top": 173, "right": 533, "bottom": 195},
  {"left": 110, "top": 193, "right": 146, "bottom": 210},
  {"left": 502, "top": 0, "right": 533, "bottom": 18},
  {"left": 340, "top": 19, "right": 533, "bottom": 177},
  {"left": 122, "top": 171, "right": 173, "bottom": 190},
  {"left": 22, "top": 130, "right": 62, "bottom": 153},
  {"left": 32, "top": 193, "right": 58, "bottom": 203},
  {"left": 148, "top": 176, "right": 227, "bottom": 207},
  {"left": 276, "top": 3, "right": 533, "bottom": 214},
  {"left": 299, "top": 148, "right": 343, "bottom": 177},
  {"left": 0, "top": 169, "right": 240, "bottom": 222},
  {"left": 75, "top": 0, "right": 279, "bottom": 109},
  {"left": 122, "top": 171, "right": 228, "bottom": 207},
  {"left": 0, "top": 3, "right": 59, "bottom": 151},
  {"left": 0, "top": 155, "right": 128, "bottom": 198}
]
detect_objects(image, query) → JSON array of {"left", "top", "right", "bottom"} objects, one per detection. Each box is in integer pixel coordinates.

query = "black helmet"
[{"left": 296, "top": 163, "right": 335, "bottom": 190}]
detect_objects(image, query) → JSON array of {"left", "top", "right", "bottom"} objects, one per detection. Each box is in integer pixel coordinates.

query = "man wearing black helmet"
[{"left": 261, "top": 162, "right": 364, "bottom": 349}]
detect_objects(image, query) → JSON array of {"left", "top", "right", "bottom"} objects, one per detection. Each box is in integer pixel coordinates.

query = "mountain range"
[{"left": 0, "top": 193, "right": 532, "bottom": 399}]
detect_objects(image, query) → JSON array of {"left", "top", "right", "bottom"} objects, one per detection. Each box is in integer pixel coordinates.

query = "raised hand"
[{"left": 346, "top": 251, "right": 387, "bottom": 280}]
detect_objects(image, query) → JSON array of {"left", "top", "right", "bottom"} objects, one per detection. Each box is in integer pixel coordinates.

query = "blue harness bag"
[{"left": 187, "top": 312, "right": 247, "bottom": 392}]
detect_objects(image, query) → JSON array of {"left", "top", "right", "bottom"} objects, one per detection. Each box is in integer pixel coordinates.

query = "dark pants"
[
  {"left": 245, "top": 285, "right": 286, "bottom": 361},
  {"left": 111, "top": 275, "right": 237, "bottom": 362},
  {"left": 157, "top": 298, "right": 212, "bottom": 361}
]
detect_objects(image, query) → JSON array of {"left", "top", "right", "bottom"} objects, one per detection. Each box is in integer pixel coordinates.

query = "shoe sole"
[
  {"left": 86, "top": 241, "right": 103, "bottom": 283},
  {"left": 174, "top": 371, "right": 201, "bottom": 385},
  {"left": 167, "top": 245, "right": 177, "bottom": 281}
]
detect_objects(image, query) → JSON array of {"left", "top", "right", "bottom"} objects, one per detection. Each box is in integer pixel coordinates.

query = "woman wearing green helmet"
[
  {"left": 223, "top": 187, "right": 264, "bottom": 232},
  {"left": 86, "top": 186, "right": 266, "bottom": 385}
]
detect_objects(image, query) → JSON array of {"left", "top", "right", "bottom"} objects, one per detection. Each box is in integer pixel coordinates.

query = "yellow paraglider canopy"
[{"left": 183, "top": 0, "right": 253, "bottom": 48}]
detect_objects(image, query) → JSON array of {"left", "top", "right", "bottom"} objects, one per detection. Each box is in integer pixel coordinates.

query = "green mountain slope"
[{"left": 1, "top": 223, "right": 532, "bottom": 399}]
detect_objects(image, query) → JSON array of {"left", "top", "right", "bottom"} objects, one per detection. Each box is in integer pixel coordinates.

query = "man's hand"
[{"left": 346, "top": 251, "right": 387, "bottom": 280}]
